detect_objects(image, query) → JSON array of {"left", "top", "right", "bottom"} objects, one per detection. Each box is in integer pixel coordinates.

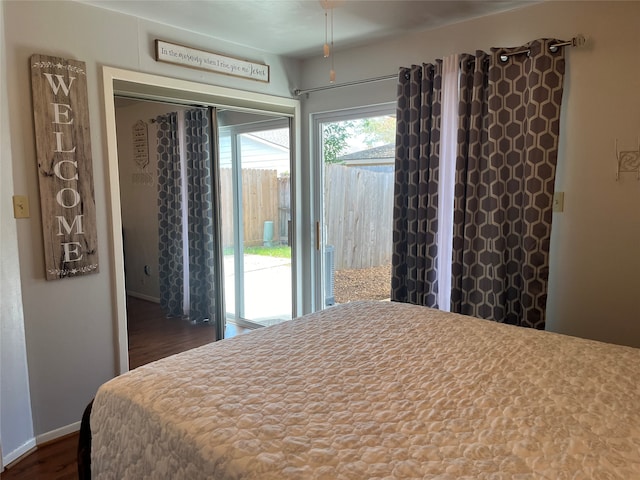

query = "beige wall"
[
  {"left": 115, "top": 100, "right": 188, "bottom": 302},
  {"left": 300, "top": 1, "right": 640, "bottom": 348},
  {"left": 1, "top": 0, "right": 300, "bottom": 449},
  {"left": 1, "top": 0, "right": 35, "bottom": 466}
]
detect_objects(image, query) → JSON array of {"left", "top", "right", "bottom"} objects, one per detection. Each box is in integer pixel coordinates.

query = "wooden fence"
[
  {"left": 219, "top": 168, "right": 279, "bottom": 247},
  {"left": 219, "top": 165, "right": 393, "bottom": 269},
  {"left": 324, "top": 164, "right": 393, "bottom": 269}
]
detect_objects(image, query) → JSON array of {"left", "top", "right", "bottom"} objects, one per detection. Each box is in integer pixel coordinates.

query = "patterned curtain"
[
  {"left": 184, "top": 108, "right": 217, "bottom": 323},
  {"left": 393, "top": 39, "right": 566, "bottom": 329},
  {"left": 156, "top": 112, "right": 184, "bottom": 317},
  {"left": 452, "top": 39, "right": 566, "bottom": 328},
  {"left": 390, "top": 62, "right": 442, "bottom": 307},
  {"left": 156, "top": 109, "right": 221, "bottom": 332}
]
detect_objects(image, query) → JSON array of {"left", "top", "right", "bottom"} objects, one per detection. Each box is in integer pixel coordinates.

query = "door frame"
[
  {"left": 102, "top": 66, "right": 301, "bottom": 374},
  {"left": 311, "top": 102, "right": 395, "bottom": 310}
]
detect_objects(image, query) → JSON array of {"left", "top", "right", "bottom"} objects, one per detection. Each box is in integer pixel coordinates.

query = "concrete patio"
[{"left": 223, "top": 254, "right": 292, "bottom": 327}]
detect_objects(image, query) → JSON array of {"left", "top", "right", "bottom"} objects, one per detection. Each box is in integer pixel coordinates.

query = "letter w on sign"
[{"left": 30, "top": 54, "right": 99, "bottom": 280}]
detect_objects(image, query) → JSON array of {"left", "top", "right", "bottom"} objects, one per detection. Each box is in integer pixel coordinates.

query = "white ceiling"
[{"left": 80, "top": 0, "right": 537, "bottom": 59}]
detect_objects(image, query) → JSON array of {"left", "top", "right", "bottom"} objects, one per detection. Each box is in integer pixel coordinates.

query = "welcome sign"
[{"left": 30, "top": 54, "right": 99, "bottom": 280}]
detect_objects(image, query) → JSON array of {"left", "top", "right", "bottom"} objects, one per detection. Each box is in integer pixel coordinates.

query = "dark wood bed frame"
[{"left": 77, "top": 400, "right": 93, "bottom": 479}]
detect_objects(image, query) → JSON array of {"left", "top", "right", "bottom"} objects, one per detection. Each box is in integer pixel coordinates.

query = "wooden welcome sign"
[{"left": 30, "top": 54, "right": 99, "bottom": 280}]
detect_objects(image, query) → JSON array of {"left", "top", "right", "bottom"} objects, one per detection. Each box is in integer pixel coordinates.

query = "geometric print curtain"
[
  {"left": 156, "top": 108, "right": 220, "bottom": 331},
  {"left": 452, "top": 39, "right": 566, "bottom": 329},
  {"left": 392, "top": 38, "right": 566, "bottom": 329},
  {"left": 390, "top": 62, "right": 443, "bottom": 308},
  {"left": 156, "top": 112, "right": 184, "bottom": 318},
  {"left": 183, "top": 108, "right": 217, "bottom": 324}
]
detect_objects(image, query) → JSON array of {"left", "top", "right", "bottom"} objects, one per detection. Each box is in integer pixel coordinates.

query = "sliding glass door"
[
  {"left": 315, "top": 105, "right": 395, "bottom": 308},
  {"left": 218, "top": 110, "right": 293, "bottom": 328}
]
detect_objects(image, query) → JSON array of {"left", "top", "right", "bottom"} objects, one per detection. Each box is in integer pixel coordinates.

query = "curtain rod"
[
  {"left": 294, "top": 35, "right": 585, "bottom": 97},
  {"left": 294, "top": 74, "right": 397, "bottom": 97},
  {"left": 499, "top": 34, "right": 586, "bottom": 60}
]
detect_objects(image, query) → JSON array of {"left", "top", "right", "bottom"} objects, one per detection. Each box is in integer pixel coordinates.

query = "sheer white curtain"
[
  {"left": 436, "top": 54, "right": 459, "bottom": 311},
  {"left": 178, "top": 110, "right": 190, "bottom": 316}
]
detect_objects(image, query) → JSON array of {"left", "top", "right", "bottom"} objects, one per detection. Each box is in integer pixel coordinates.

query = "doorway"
[
  {"left": 103, "top": 67, "right": 301, "bottom": 374},
  {"left": 314, "top": 104, "right": 396, "bottom": 308}
]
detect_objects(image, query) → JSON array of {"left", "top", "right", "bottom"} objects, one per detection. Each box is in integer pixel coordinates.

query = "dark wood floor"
[
  {"left": 2, "top": 297, "right": 249, "bottom": 479},
  {"left": 129, "top": 296, "right": 212, "bottom": 368},
  {"left": 1, "top": 432, "right": 79, "bottom": 480}
]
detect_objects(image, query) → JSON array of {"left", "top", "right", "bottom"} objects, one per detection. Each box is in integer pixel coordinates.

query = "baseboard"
[
  {"left": 2, "top": 437, "right": 36, "bottom": 469},
  {"left": 126, "top": 291, "right": 160, "bottom": 303},
  {"left": 36, "top": 421, "right": 81, "bottom": 445},
  {"left": 2, "top": 422, "right": 81, "bottom": 469}
]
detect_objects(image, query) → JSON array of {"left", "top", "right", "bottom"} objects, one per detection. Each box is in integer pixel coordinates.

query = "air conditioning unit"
[{"left": 325, "top": 245, "right": 335, "bottom": 306}]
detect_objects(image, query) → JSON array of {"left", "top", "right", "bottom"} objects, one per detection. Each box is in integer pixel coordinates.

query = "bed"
[{"left": 89, "top": 300, "right": 640, "bottom": 479}]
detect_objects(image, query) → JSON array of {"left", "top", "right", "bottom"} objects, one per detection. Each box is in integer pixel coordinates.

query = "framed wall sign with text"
[
  {"left": 30, "top": 54, "right": 99, "bottom": 280},
  {"left": 155, "top": 40, "right": 270, "bottom": 83}
]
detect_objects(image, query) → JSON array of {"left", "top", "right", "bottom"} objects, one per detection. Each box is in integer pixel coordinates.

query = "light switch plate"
[
  {"left": 552, "top": 192, "right": 564, "bottom": 213},
  {"left": 13, "top": 195, "right": 30, "bottom": 218}
]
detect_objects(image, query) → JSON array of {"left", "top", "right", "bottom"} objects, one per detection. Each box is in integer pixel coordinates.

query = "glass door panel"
[
  {"left": 218, "top": 111, "right": 292, "bottom": 328},
  {"left": 320, "top": 112, "right": 395, "bottom": 307}
]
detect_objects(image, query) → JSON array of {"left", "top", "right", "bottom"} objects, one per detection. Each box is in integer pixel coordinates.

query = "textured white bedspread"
[{"left": 91, "top": 301, "right": 640, "bottom": 479}]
